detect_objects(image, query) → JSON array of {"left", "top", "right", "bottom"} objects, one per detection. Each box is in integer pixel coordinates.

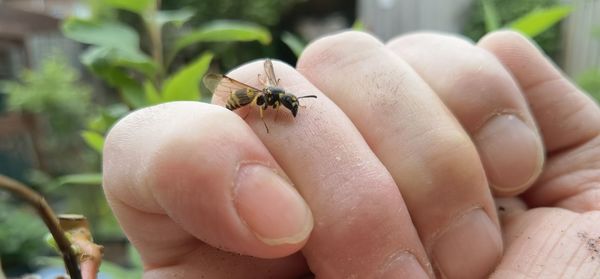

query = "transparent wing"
[
  {"left": 263, "top": 59, "right": 278, "bottom": 86},
  {"left": 203, "top": 73, "right": 260, "bottom": 97}
]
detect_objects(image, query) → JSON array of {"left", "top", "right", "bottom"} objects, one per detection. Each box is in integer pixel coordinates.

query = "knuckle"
[
  {"left": 414, "top": 128, "right": 482, "bottom": 182},
  {"left": 449, "top": 50, "right": 516, "bottom": 103},
  {"left": 299, "top": 31, "right": 383, "bottom": 69}
]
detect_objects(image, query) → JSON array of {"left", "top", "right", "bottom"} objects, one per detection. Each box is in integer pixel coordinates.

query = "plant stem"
[
  {"left": 0, "top": 174, "right": 81, "bottom": 279},
  {"left": 0, "top": 257, "right": 6, "bottom": 279},
  {"left": 60, "top": 215, "right": 103, "bottom": 279},
  {"left": 145, "top": 0, "right": 164, "bottom": 87}
]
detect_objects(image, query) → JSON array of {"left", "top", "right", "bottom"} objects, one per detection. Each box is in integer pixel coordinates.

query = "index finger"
[{"left": 212, "top": 60, "right": 433, "bottom": 278}]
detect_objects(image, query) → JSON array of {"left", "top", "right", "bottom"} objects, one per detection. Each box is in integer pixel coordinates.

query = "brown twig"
[
  {"left": 60, "top": 215, "right": 103, "bottom": 279},
  {"left": 0, "top": 174, "right": 81, "bottom": 279},
  {"left": 0, "top": 257, "right": 6, "bottom": 279}
]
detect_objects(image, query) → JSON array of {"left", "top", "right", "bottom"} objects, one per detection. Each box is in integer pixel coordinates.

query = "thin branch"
[
  {"left": 0, "top": 174, "right": 81, "bottom": 279},
  {"left": 144, "top": 1, "right": 164, "bottom": 87},
  {"left": 60, "top": 214, "right": 103, "bottom": 279},
  {"left": 0, "top": 257, "right": 6, "bottom": 279}
]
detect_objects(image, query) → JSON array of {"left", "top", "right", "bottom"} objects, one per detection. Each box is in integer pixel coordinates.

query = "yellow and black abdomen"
[{"left": 226, "top": 88, "right": 257, "bottom": 110}]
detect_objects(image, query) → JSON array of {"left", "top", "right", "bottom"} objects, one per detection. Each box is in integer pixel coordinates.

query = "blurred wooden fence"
[
  {"left": 357, "top": 0, "right": 473, "bottom": 40},
  {"left": 562, "top": 0, "right": 600, "bottom": 76},
  {"left": 357, "top": 0, "right": 600, "bottom": 77}
]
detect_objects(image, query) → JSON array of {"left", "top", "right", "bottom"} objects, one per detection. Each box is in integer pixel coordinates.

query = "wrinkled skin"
[{"left": 103, "top": 31, "right": 600, "bottom": 279}]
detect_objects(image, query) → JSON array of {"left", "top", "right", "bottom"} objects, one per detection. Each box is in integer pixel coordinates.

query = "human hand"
[{"left": 102, "top": 30, "right": 600, "bottom": 278}]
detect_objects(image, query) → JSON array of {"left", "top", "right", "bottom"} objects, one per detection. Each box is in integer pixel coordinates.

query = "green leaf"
[
  {"left": 161, "top": 52, "right": 213, "bottom": 102},
  {"left": 481, "top": 0, "right": 500, "bottom": 32},
  {"left": 80, "top": 47, "right": 154, "bottom": 108},
  {"left": 87, "top": 104, "right": 130, "bottom": 133},
  {"left": 577, "top": 69, "right": 600, "bottom": 101},
  {"left": 172, "top": 21, "right": 271, "bottom": 56},
  {"left": 121, "top": 84, "right": 148, "bottom": 108},
  {"left": 62, "top": 18, "right": 140, "bottom": 53},
  {"left": 128, "top": 244, "right": 143, "bottom": 269},
  {"left": 156, "top": 9, "right": 195, "bottom": 29},
  {"left": 57, "top": 173, "right": 103, "bottom": 186},
  {"left": 45, "top": 233, "right": 59, "bottom": 253},
  {"left": 144, "top": 81, "right": 163, "bottom": 105},
  {"left": 508, "top": 5, "right": 573, "bottom": 37},
  {"left": 281, "top": 32, "right": 306, "bottom": 58},
  {"left": 81, "top": 130, "right": 105, "bottom": 153},
  {"left": 103, "top": 0, "right": 154, "bottom": 14},
  {"left": 81, "top": 46, "right": 157, "bottom": 77},
  {"left": 352, "top": 20, "right": 365, "bottom": 31}
]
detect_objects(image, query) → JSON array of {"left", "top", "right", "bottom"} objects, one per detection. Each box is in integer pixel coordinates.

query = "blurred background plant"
[
  {"left": 464, "top": 0, "right": 569, "bottom": 59},
  {"left": 0, "top": 0, "right": 598, "bottom": 277},
  {"left": 575, "top": 27, "right": 600, "bottom": 100},
  {"left": 2, "top": 54, "right": 95, "bottom": 174}
]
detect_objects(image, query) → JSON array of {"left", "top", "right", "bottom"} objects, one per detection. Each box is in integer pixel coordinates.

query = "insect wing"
[
  {"left": 263, "top": 59, "right": 278, "bottom": 86},
  {"left": 203, "top": 73, "right": 260, "bottom": 97}
]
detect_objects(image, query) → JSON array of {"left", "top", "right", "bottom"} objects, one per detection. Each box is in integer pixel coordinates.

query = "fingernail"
[
  {"left": 379, "top": 252, "right": 430, "bottom": 279},
  {"left": 234, "top": 164, "right": 313, "bottom": 246},
  {"left": 432, "top": 209, "right": 502, "bottom": 279},
  {"left": 475, "top": 114, "right": 544, "bottom": 195}
]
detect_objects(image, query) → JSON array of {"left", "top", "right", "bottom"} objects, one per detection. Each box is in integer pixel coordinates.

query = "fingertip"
[
  {"left": 234, "top": 164, "right": 313, "bottom": 247},
  {"left": 476, "top": 114, "right": 545, "bottom": 197}
]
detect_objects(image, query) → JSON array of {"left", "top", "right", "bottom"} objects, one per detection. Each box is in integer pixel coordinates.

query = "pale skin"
[{"left": 102, "top": 31, "right": 600, "bottom": 278}]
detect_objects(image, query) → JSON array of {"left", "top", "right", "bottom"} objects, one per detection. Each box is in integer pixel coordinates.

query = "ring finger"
[{"left": 387, "top": 33, "right": 545, "bottom": 196}]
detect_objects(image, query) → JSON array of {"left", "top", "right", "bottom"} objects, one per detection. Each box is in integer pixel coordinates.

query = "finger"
[
  {"left": 103, "top": 102, "right": 312, "bottom": 276},
  {"left": 387, "top": 33, "right": 545, "bottom": 196},
  {"left": 478, "top": 31, "right": 600, "bottom": 210},
  {"left": 478, "top": 31, "right": 600, "bottom": 152},
  {"left": 212, "top": 61, "right": 433, "bottom": 278},
  {"left": 298, "top": 31, "right": 502, "bottom": 279}
]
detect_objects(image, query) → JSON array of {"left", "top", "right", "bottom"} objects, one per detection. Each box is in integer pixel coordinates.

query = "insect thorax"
[{"left": 266, "top": 86, "right": 285, "bottom": 95}]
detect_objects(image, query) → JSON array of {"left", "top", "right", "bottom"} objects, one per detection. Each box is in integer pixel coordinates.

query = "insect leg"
[
  {"left": 241, "top": 108, "right": 251, "bottom": 120},
  {"left": 259, "top": 105, "right": 269, "bottom": 133},
  {"left": 273, "top": 104, "right": 281, "bottom": 123}
]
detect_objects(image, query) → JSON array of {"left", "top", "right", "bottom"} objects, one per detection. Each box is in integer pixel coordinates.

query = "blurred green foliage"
[
  {"left": 1, "top": 0, "right": 276, "bottom": 272},
  {"left": 576, "top": 28, "right": 600, "bottom": 101},
  {"left": 55, "top": 0, "right": 273, "bottom": 266},
  {"left": 577, "top": 69, "right": 600, "bottom": 100},
  {"left": 38, "top": 243, "right": 143, "bottom": 278},
  {"left": 281, "top": 20, "right": 365, "bottom": 58},
  {"left": 162, "top": 0, "right": 299, "bottom": 27},
  {"left": 465, "top": 0, "right": 566, "bottom": 58},
  {"left": 3, "top": 55, "right": 92, "bottom": 140},
  {"left": 507, "top": 5, "right": 572, "bottom": 37},
  {"left": 0, "top": 200, "right": 49, "bottom": 272},
  {"left": 62, "top": 0, "right": 272, "bottom": 154},
  {"left": 1, "top": 55, "right": 96, "bottom": 175},
  {"left": 65, "top": 1, "right": 278, "bottom": 151}
]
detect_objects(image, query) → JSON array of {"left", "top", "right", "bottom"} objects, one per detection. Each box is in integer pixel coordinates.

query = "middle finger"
[
  {"left": 212, "top": 61, "right": 432, "bottom": 278},
  {"left": 298, "top": 31, "right": 502, "bottom": 279}
]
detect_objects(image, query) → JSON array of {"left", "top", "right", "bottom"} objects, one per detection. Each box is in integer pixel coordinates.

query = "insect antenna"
[{"left": 298, "top": 95, "right": 318, "bottom": 99}]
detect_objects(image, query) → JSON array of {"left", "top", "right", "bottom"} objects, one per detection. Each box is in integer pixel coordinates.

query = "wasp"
[{"left": 203, "top": 59, "right": 317, "bottom": 133}]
